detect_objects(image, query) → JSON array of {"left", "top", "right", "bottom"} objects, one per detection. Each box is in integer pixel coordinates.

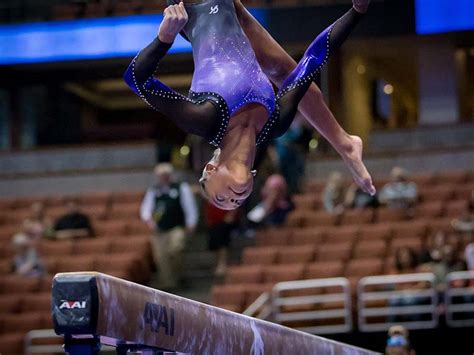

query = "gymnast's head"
[{"left": 199, "top": 148, "right": 255, "bottom": 210}]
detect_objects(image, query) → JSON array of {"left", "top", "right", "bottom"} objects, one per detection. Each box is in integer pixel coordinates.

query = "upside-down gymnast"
[{"left": 124, "top": 0, "right": 375, "bottom": 210}]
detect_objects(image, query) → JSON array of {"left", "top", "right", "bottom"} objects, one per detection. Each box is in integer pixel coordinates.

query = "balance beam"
[{"left": 52, "top": 272, "right": 378, "bottom": 354}]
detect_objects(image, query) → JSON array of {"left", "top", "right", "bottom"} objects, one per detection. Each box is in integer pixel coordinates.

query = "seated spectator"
[
  {"left": 394, "top": 247, "right": 419, "bottom": 274},
  {"left": 11, "top": 233, "right": 45, "bottom": 277},
  {"left": 322, "top": 171, "right": 346, "bottom": 214},
  {"left": 379, "top": 167, "right": 418, "bottom": 210},
  {"left": 54, "top": 199, "right": 94, "bottom": 239},
  {"left": 23, "top": 202, "right": 54, "bottom": 240},
  {"left": 247, "top": 174, "right": 293, "bottom": 226},
  {"left": 206, "top": 203, "right": 239, "bottom": 277},
  {"left": 452, "top": 190, "right": 474, "bottom": 233},
  {"left": 344, "top": 182, "right": 379, "bottom": 209},
  {"left": 385, "top": 325, "right": 416, "bottom": 355}
]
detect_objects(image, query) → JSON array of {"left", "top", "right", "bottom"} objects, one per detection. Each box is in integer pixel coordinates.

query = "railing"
[
  {"left": 446, "top": 271, "right": 474, "bottom": 328},
  {"left": 358, "top": 273, "right": 439, "bottom": 332},
  {"left": 272, "top": 277, "right": 353, "bottom": 334},
  {"left": 243, "top": 292, "right": 272, "bottom": 319}
]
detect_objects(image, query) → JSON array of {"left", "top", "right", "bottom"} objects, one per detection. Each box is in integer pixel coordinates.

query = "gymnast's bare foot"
[
  {"left": 353, "top": 0, "right": 370, "bottom": 13},
  {"left": 340, "top": 135, "right": 376, "bottom": 196}
]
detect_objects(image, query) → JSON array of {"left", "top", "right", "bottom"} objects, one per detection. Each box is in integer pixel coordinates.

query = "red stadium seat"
[
  {"left": 0, "top": 276, "right": 40, "bottom": 294},
  {"left": 453, "top": 183, "right": 474, "bottom": 200},
  {"left": 375, "top": 207, "right": 408, "bottom": 223},
  {"left": 78, "top": 191, "right": 111, "bottom": 207},
  {"left": 1, "top": 312, "right": 43, "bottom": 333},
  {"left": 359, "top": 224, "right": 393, "bottom": 241},
  {"left": 20, "top": 293, "right": 51, "bottom": 313},
  {"left": 210, "top": 285, "right": 246, "bottom": 312},
  {"left": 108, "top": 202, "right": 142, "bottom": 220},
  {"left": 419, "top": 185, "right": 454, "bottom": 203},
  {"left": 94, "top": 220, "right": 129, "bottom": 237},
  {"left": 263, "top": 264, "right": 304, "bottom": 283},
  {"left": 0, "top": 333, "right": 24, "bottom": 355},
  {"left": 317, "top": 242, "right": 353, "bottom": 262},
  {"left": 340, "top": 209, "right": 374, "bottom": 225},
  {"left": 111, "top": 191, "right": 144, "bottom": 205},
  {"left": 244, "top": 283, "right": 273, "bottom": 307},
  {"left": 226, "top": 266, "right": 263, "bottom": 284},
  {"left": 56, "top": 256, "right": 95, "bottom": 273},
  {"left": 277, "top": 245, "right": 316, "bottom": 264},
  {"left": 415, "top": 201, "right": 444, "bottom": 218},
  {"left": 302, "top": 211, "right": 338, "bottom": 227},
  {"left": 38, "top": 240, "right": 74, "bottom": 256},
  {"left": 390, "top": 238, "right": 423, "bottom": 254},
  {"left": 288, "top": 228, "right": 324, "bottom": 246},
  {"left": 411, "top": 173, "right": 434, "bottom": 187},
  {"left": 353, "top": 240, "right": 387, "bottom": 259},
  {"left": 0, "top": 296, "right": 21, "bottom": 314},
  {"left": 345, "top": 258, "right": 383, "bottom": 278},
  {"left": 284, "top": 210, "right": 305, "bottom": 227},
  {"left": 391, "top": 221, "right": 427, "bottom": 240},
  {"left": 444, "top": 200, "right": 469, "bottom": 218},
  {"left": 304, "top": 261, "right": 344, "bottom": 279},
  {"left": 0, "top": 260, "right": 12, "bottom": 275},
  {"left": 292, "top": 194, "right": 317, "bottom": 211},
  {"left": 256, "top": 228, "right": 291, "bottom": 247},
  {"left": 74, "top": 239, "right": 112, "bottom": 255},
  {"left": 242, "top": 247, "right": 278, "bottom": 265},
  {"left": 434, "top": 171, "right": 468, "bottom": 185},
  {"left": 324, "top": 226, "right": 359, "bottom": 244}
]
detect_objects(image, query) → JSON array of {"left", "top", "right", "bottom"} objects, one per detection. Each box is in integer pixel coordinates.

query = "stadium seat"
[
  {"left": 1, "top": 312, "right": 43, "bottom": 333},
  {"left": 256, "top": 229, "right": 291, "bottom": 246},
  {"left": 0, "top": 276, "right": 40, "bottom": 294},
  {"left": 0, "top": 296, "right": 20, "bottom": 314},
  {"left": 434, "top": 170, "right": 468, "bottom": 185},
  {"left": 242, "top": 247, "right": 278, "bottom": 265},
  {"left": 391, "top": 221, "right": 427, "bottom": 240},
  {"left": 226, "top": 266, "right": 263, "bottom": 284},
  {"left": 304, "top": 261, "right": 344, "bottom": 279},
  {"left": 284, "top": 210, "right": 305, "bottom": 227},
  {"left": 415, "top": 201, "right": 444, "bottom": 218},
  {"left": 0, "top": 333, "right": 24, "bottom": 355},
  {"left": 78, "top": 191, "right": 111, "bottom": 207},
  {"left": 444, "top": 200, "right": 469, "bottom": 218},
  {"left": 324, "top": 226, "right": 359, "bottom": 244},
  {"left": 411, "top": 173, "right": 434, "bottom": 186},
  {"left": 263, "top": 264, "right": 305, "bottom": 283},
  {"left": 111, "top": 191, "right": 144, "bottom": 205},
  {"left": 419, "top": 185, "right": 454, "bottom": 202},
  {"left": 108, "top": 202, "right": 142, "bottom": 220},
  {"left": 110, "top": 237, "right": 150, "bottom": 258},
  {"left": 277, "top": 245, "right": 316, "bottom": 264},
  {"left": 390, "top": 238, "right": 423, "bottom": 254},
  {"left": 20, "top": 293, "right": 51, "bottom": 313},
  {"left": 374, "top": 207, "right": 408, "bottom": 223},
  {"left": 95, "top": 254, "right": 140, "bottom": 281},
  {"left": 0, "top": 260, "right": 11, "bottom": 275},
  {"left": 353, "top": 240, "right": 387, "bottom": 259},
  {"left": 288, "top": 228, "right": 324, "bottom": 246},
  {"left": 125, "top": 220, "right": 149, "bottom": 235},
  {"left": 345, "top": 258, "right": 384, "bottom": 278},
  {"left": 453, "top": 183, "right": 474, "bottom": 200},
  {"left": 210, "top": 285, "right": 246, "bottom": 312},
  {"left": 427, "top": 217, "right": 454, "bottom": 233},
  {"left": 0, "top": 225, "right": 19, "bottom": 242},
  {"left": 74, "top": 239, "right": 112, "bottom": 255},
  {"left": 359, "top": 224, "right": 393, "bottom": 241},
  {"left": 38, "top": 241, "right": 74, "bottom": 256},
  {"left": 94, "top": 220, "right": 129, "bottom": 237},
  {"left": 340, "top": 209, "right": 374, "bottom": 225},
  {"left": 304, "top": 180, "right": 326, "bottom": 194},
  {"left": 56, "top": 256, "right": 95, "bottom": 273},
  {"left": 292, "top": 194, "right": 318, "bottom": 211},
  {"left": 302, "top": 211, "right": 338, "bottom": 227},
  {"left": 317, "top": 242, "right": 353, "bottom": 262},
  {"left": 244, "top": 283, "right": 273, "bottom": 308}
]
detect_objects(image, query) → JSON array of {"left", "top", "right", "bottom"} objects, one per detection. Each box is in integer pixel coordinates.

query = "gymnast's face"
[{"left": 200, "top": 163, "right": 254, "bottom": 210}]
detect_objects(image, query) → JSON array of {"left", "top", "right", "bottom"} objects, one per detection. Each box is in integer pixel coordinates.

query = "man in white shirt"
[{"left": 140, "top": 163, "right": 198, "bottom": 290}]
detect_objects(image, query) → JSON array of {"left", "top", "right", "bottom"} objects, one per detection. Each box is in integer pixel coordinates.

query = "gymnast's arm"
[{"left": 124, "top": 3, "right": 188, "bottom": 97}]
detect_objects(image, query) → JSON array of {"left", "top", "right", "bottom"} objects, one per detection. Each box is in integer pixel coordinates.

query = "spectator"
[
  {"left": 11, "top": 233, "right": 45, "bottom": 277},
  {"left": 419, "top": 231, "right": 447, "bottom": 264},
  {"left": 54, "top": 199, "right": 94, "bottom": 239},
  {"left": 23, "top": 202, "right": 54, "bottom": 240},
  {"left": 322, "top": 172, "right": 346, "bottom": 214},
  {"left": 141, "top": 163, "right": 198, "bottom": 290},
  {"left": 452, "top": 190, "right": 474, "bottom": 234},
  {"left": 206, "top": 203, "right": 239, "bottom": 277},
  {"left": 344, "top": 182, "right": 379, "bottom": 209},
  {"left": 385, "top": 325, "right": 416, "bottom": 355},
  {"left": 379, "top": 167, "right": 418, "bottom": 210},
  {"left": 394, "top": 247, "right": 418, "bottom": 274},
  {"left": 247, "top": 174, "right": 293, "bottom": 226}
]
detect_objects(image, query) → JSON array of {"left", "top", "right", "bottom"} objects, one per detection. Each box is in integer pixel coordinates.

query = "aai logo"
[{"left": 59, "top": 300, "right": 87, "bottom": 309}]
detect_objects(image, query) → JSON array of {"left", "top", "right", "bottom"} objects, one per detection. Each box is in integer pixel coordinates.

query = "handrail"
[
  {"left": 243, "top": 292, "right": 272, "bottom": 319},
  {"left": 272, "top": 277, "right": 352, "bottom": 335},
  {"left": 446, "top": 270, "right": 474, "bottom": 328},
  {"left": 358, "top": 273, "right": 439, "bottom": 332}
]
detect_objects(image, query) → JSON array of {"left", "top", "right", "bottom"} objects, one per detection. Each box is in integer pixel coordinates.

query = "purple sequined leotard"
[
  {"left": 124, "top": 1, "right": 363, "bottom": 146},
  {"left": 184, "top": 0, "right": 275, "bottom": 118}
]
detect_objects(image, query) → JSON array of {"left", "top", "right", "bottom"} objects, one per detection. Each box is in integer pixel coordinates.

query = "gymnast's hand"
[{"left": 159, "top": 2, "right": 188, "bottom": 44}]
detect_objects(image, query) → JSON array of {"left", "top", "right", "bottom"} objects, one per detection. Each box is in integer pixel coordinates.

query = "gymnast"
[{"left": 124, "top": 0, "right": 375, "bottom": 210}]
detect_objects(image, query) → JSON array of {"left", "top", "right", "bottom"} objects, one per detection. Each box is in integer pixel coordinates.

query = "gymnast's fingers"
[{"left": 167, "top": 5, "right": 178, "bottom": 18}]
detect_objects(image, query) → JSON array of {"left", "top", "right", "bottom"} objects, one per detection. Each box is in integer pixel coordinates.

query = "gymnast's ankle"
[{"left": 352, "top": 0, "right": 370, "bottom": 14}]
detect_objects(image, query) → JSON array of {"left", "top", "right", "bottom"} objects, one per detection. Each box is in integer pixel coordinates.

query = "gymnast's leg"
[{"left": 235, "top": 0, "right": 375, "bottom": 194}]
